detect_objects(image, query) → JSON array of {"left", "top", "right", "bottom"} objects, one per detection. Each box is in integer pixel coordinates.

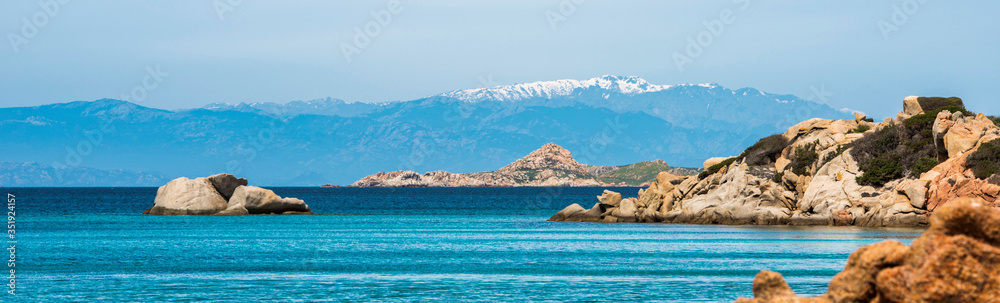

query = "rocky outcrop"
[
  {"left": 144, "top": 176, "right": 229, "bottom": 215},
  {"left": 703, "top": 157, "right": 733, "bottom": 170},
  {"left": 734, "top": 197, "right": 1000, "bottom": 302},
  {"left": 352, "top": 143, "right": 699, "bottom": 187},
  {"left": 901, "top": 95, "right": 924, "bottom": 117},
  {"left": 143, "top": 174, "right": 313, "bottom": 215},
  {"left": 496, "top": 143, "right": 590, "bottom": 175},
  {"left": 551, "top": 97, "right": 1000, "bottom": 227},
  {"left": 923, "top": 112, "right": 1000, "bottom": 212},
  {"left": 229, "top": 185, "right": 311, "bottom": 214}
]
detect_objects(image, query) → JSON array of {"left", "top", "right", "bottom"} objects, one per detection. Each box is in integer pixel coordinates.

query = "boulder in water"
[
  {"left": 143, "top": 177, "right": 228, "bottom": 215},
  {"left": 143, "top": 175, "right": 312, "bottom": 215}
]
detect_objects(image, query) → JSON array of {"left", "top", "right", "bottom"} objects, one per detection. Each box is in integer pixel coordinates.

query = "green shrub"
[
  {"left": 988, "top": 115, "right": 1000, "bottom": 127},
  {"left": 916, "top": 97, "right": 964, "bottom": 112},
  {"left": 789, "top": 142, "right": 819, "bottom": 176},
  {"left": 989, "top": 174, "right": 1000, "bottom": 186},
  {"left": 772, "top": 172, "right": 784, "bottom": 183},
  {"left": 904, "top": 105, "right": 969, "bottom": 128},
  {"left": 967, "top": 139, "right": 1000, "bottom": 179},
  {"left": 850, "top": 125, "right": 899, "bottom": 164},
  {"left": 739, "top": 134, "right": 790, "bottom": 166},
  {"left": 699, "top": 157, "right": 739, "bottom": 179},
  {"left": 850, "top": 120, "right": 940, "bottom": 186},
  {"left": 909, "top": 157, "right": 939, "bottom": 175},
  {"left": 856, "top": 154, "right": 905, "bottom": 186},
  {"left": 823, "top": 144, "right": 849, "bottom": 164},
  {"left": 849, "top": 125, "right": 871, "bottom": 134}
]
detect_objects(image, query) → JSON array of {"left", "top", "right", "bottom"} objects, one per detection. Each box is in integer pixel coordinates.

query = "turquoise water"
[{"left": 9, "top": 187, "right": 921, "bottom": 302}]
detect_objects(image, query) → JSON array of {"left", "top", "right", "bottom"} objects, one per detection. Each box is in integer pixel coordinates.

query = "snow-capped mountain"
[
  {"left": 441, "top": 75, "right": 683, "bottom": 102},
  {"left": 439, "top": 75, "right": 845, "bottom": 134}
]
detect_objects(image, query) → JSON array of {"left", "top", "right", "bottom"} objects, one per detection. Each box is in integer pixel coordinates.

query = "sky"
[{"left": 1, "top": 0, "right": 997, "bottom": 119}]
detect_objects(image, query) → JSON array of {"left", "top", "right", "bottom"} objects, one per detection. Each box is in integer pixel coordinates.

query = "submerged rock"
[
  {"left": 735, "top": 197, "right": 1000, "bottom": 302},
  {"left": 143, "top": 175, "right": 312, "bottom": 216}
]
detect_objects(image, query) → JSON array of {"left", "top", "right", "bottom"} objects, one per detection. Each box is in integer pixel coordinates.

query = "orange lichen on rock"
[
  {"left": 924, "top": 150, "right": 1000, "bottom": 212},
  {"left": 735, "top": 197, "right": 1000, "bottom": 302}
]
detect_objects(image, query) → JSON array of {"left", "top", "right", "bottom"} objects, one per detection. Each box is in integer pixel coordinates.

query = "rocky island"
[
  {"left": 143, "top": 173, "right": 313, "bottom": 215},
  {"left": 351, "top": 143, "right": 700, "bottom": 187},
  {"left": 551, "top": 97, "right": 1000, "bottom": 227}
]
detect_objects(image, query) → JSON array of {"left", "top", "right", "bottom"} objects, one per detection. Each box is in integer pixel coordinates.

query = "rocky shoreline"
[
  {"left": 550, "top": 97, "right": 1000, "bottom": 227},
  {"left": 142, "top": 174, "right": 314, "bottom": 215}
]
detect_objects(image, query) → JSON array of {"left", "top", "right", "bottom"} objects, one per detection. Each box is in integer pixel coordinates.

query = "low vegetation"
[
  {"left": 691, "top": 96, "right": 988, "bottom": 186},
  {"left": 740, "top": 134, "right": 790, "bottom": 166},
  {"left": 690, "top": 96, "right": 994, "bottom": 188},
  {"left": 967, "top": 139, "right": 1000, "bottom": 179},
  {"left": 788, "top": 142, "right": 819, "bottom": 176},
  {"left": 848, "top": 97, "right": 992, "bottom": 187},
  {"left": 989, "top": 174, "right": 1000, "bottom": 186},
  {"left": 904, "top": 97, "right": 967, "bottom": 128},
  {"left": 593, "top": 160, "right": 699, "bottom": 185},
  {"left": 849, "top": 125, "right": 871, "bottom": 134},
  {"left": 822, "top": 144, "right": 849, "bottom": 165},
  {"left": 856, "top": 154, "right": 905, "bottom": 186},
  {"left": 699, "top": 157, "right": 738, "bottom": 180},
  {"left": 916, "top": 96, "right": 964, "bottom": 111},
  {"left": 850, "top": 121, "right": 939, "bottom": 186},
  {"left": 904, "top": 105, "right": 968, "bottom": 128},
  {"left": 909, "top": 157, "right": 939, "bottom": 176}
]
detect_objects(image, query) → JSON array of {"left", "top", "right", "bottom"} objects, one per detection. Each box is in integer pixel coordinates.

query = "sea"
[{"left": 5, "top": 187, "right": 922, "bottom": 302}]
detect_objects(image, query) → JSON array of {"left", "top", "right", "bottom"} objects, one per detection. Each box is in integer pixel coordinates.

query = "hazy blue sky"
[{"left": 1, "top": 0, "right": 997, "bottom": 118}]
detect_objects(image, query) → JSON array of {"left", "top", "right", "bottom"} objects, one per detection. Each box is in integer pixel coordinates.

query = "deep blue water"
[{"left": 5, "top": 187, "right": 921, "bottom": 302}]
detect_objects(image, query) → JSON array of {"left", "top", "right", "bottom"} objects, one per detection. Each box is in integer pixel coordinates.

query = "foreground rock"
[
  {"left": 352, "top": 143, "right": 699, "bottom": 187},
  {"left": 143, "top": 174, "right": 313, "bottom": 215},
  {"left": 735, "top": 197, "right": 1000, "bottom": 302},
  {"left": 551, "top": 96, "right": 1000, "bottom": 227}
]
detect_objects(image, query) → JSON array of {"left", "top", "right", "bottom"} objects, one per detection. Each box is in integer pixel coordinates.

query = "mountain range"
[{"left": 0, "top": 76, "right": 851, "bottom": 186}]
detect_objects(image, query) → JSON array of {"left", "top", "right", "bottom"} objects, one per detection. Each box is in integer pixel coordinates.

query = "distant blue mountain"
[
  {"left": 203, "top": 97, "right": 381, "bottom": 117},
  {"left": 0, "top": 76, "right": 852, "bottom": 186},
  {"left": 0, "top": 161, "right": 164, "bottom": 187}
]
